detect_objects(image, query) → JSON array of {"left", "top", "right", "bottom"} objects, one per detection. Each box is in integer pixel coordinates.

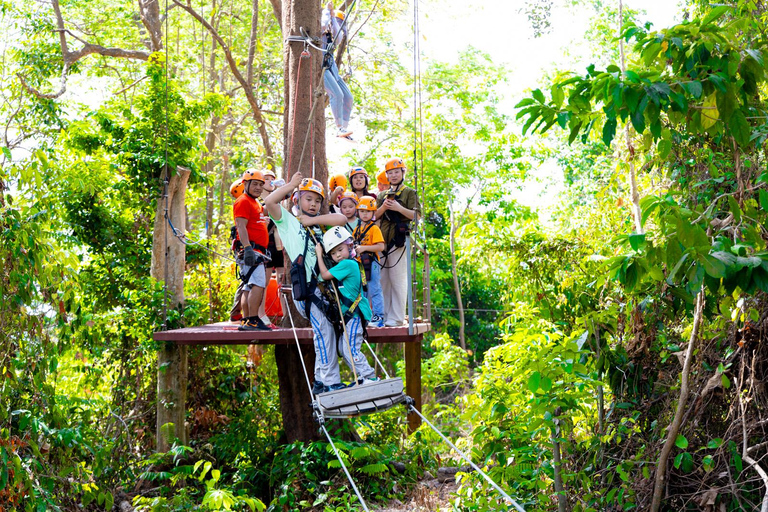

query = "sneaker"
[
  {"left": 230, "top": 313, "right": 243, "bottom": 322},
  {"left": 328, "top": 382, "right": 347, "bottom": 391},
  {"left": 238, "top": 317, "right": 271, "bottom": 331},
  {"left": 312, "top": 380, "right": 327, "bottom": 395},
  {"left": 384, "top": 320, "right": 402, "bottom": 327},
  {"left": 353, "top": 376, "right": 380, "bottom": 386},
  {"left": 337, "top": 127, "right": 353, "bottom": 138},
  {"left": 370, "top": 315, "right": 385, "bottom": 328}
]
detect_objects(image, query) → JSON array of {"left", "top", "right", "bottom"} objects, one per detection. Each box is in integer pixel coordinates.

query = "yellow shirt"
[{"left": 353, "top": 221, "right": 384, "bottom": 262}]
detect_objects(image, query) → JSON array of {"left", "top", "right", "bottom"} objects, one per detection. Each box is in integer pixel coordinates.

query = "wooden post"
[
  {"left": 275, "top": 344, "right": 322, "bottom": 442},
  {"left": 405, "top": 336, "right": 422, "bottom": 433},
  {"left": 157, "top": 343, "right": 188, "bottom": 450}
]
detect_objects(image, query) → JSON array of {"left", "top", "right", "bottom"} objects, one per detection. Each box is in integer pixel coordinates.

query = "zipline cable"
[
  {"left": 161, "top": 0, "right": 171, "bottom": 330},
  {"left": 407, "top": 405, "right": 526, "bottom": 512},
  {"left": 284, "top": 289, "right": 371, "bottom": 512}
]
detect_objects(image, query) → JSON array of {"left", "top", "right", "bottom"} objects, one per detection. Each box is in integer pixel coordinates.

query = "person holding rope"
[
  {"left": 265, "top": 172, "right": 349, "bottom": 394},
  {"left": 376, "top": 158, "right": 421, "bottom": 327},
  {"left": 321, "top": 4, "right": 354, "bottom": 140},
  {"left": 233, "top": 170, "right": 272, "bottom": 331},
  {"left": 315, "top": 227, "right": 378, "bottom": 385}
]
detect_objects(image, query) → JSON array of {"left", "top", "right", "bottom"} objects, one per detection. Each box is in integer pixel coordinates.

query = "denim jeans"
[
  {"left": 367, "top": 259, "right": 385, "bottom": 319},
  {"left": 323, "top": 59, "right": 353, "bottom": 129}
]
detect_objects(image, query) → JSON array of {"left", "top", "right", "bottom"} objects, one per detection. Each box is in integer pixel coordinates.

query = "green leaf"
[
  {"left": 684, "top": 81, "right": 703, "bottom": 99},
  {"left": 707, "top": 438, "right": 724, "bottom": 449},
  {"left": 729, "top": 109, "right": 751, "bottom": 147},
  {"left": 701, "top": 5, "right": 730, "bottom": 25},
  {"left": 700, "top": 92, "right": 719, "bottom": 130},
  {"left": 721, "top": 374, "right": 731, "bottom": 389},
  {"left": 728, "top": 195, "right": 742, "bottom": 224},
  {"left": 602, "top": 118, "right": 617, "bottom": 146},
  {"left": 674, "top": 452, "right": 684, "bottom": 469},
  {"left": 528, "top": 372, "right": 541, "bottom": 392},
  {"left": 540, "top": 376, "right": 553, "bottom": 391},
  {"left": 700, "top": 254, "right": 726, "bottom": 278},
  {"left": 532, "top": 89, "right": 546, "bottom": 103},
  {"left": 1, "top": 147, "right": 10, "bottom": 161},
  {"left": 658, "top": 138, "right": 672, "bottom": 159},
  {"left": 703, "top": 455, "right": 714, "bottom": 473},
  {"left": 675, "top": 434, "right": 689, "bottom": 449},
  {"left": 629, "top": 233, "right": 646, "bottom": 251}
]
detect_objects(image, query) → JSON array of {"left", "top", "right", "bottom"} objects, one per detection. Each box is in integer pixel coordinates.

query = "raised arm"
[
  {"left": 301, "top": 212, "right": 347, "bottom": 227},
  {"left": 315, "top": 243, "right": 334, "bottom": 281},
  {"left": 265, "top": 172, "right": 302, "bottom": 221}
]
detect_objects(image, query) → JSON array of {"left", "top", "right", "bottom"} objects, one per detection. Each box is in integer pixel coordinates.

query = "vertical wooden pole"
[
  {"left": 157, "top": 343, "right": 188, "bottom": 450},
  {"left": 275, "top": 343, "right": 322, "bottom": 442},
  {"left": 405, "top": 336, "right": 422, "bottom": 433}
]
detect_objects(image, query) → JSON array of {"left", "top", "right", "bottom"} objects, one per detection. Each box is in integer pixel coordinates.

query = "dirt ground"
[{"left": 374, "top": 477, "right": 459, "bottom": 512}]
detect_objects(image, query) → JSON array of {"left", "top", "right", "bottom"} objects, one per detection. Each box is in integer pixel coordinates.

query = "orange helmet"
[
  {"left": 384, "top": 158, "right": 406, "bottom": 173},
  {"left": 298, "top": 178, "right": 325, "bottom": 199},
  {"left": 334, "top": 10, "right": 346, "bottom": 20},
  {"left": 377, "top": 170, "right": 389, "bottom": 185},
  {"left": 230, "top": 178, "right": 244, "bottom": 199},
  {"left": 357, "top": 197, "right": 377, "bottom": 211},
  {"left": 349, "top": 166, "right": 369, "bottom": 183},
  {"left": 337, "top": 190, "right": 359, "bottom": 206},
  {"left": 242, "top": 169, "right": 265, "bottom": 182},
  {"left": 329, "top": 173, "right": 348, "bottom": 191}
]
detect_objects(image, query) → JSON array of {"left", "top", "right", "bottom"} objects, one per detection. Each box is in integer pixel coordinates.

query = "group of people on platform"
[{"left": 229, "top": 159, "right": 421, "bottom": 393}]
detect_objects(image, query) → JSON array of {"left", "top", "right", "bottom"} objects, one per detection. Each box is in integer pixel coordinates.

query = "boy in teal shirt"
[{"left": 316, "top": 226, "right": 377, "bottom": 385}]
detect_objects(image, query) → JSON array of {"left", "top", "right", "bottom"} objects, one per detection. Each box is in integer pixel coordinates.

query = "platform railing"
[{"left": 407, "top": 234, "right": 431, "bottom": 336}]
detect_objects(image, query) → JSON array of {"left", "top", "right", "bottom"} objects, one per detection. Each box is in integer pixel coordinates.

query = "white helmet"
[{"left": 323, "top": 226, "right": 352, "bottom": 253}]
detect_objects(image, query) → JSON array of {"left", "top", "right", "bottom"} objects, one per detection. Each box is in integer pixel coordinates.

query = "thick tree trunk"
[
  {"left": 277, "top": 0, "right": 329, "bottom": 442},
  {"left": 152, "top": 167, "right": 191, "bottom": 452}
]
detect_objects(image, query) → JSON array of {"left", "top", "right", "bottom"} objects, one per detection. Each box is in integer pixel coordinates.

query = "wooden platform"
[
  {"left": 153, "top": 321, "right": 431, "bottom": 345},
  {"left": 154, "top": 321, "right": 430, "bottom": 447}
]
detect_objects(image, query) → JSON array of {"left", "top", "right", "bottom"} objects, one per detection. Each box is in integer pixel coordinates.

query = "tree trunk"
[
  {"left": 277, "top": 0, "right": 328, "bottom": 442},
  {"left": 618, "top": 0, "right": 643, "bottom": 235},
  {"left": 152, "top": 167, "right": 191, "bottom": 452},
  {"left": 449, "top": 209, "right": 466, "bottom": 350},
  {"left": 282, "top": 0, "right": 327, "bottom": 186}
]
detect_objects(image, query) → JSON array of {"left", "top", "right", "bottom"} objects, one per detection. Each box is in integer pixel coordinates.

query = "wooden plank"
[
  {"left": 153, "top": 322, "right": 431, "bottom": 346},
  {"left": 405, "top": 335, "right": 422, "bottom": 434},
  {"left": 316, "top": 378, "right": 404, "bottom": 410}
]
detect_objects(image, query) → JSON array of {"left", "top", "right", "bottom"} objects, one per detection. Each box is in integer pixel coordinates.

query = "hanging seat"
[{"left": 315, "top": 377, "right": 407, "bottom": 419}]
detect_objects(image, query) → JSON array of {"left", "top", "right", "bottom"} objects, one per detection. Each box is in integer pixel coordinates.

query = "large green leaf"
[
  {"left": 700, "top": 92, "right": 719, "bottom": 129},
  {"left": 700, "top": 253, "right": 726, "bottom": 278},
  {"left": 728, "top": 109, "right": 751, "bottom": 147}
]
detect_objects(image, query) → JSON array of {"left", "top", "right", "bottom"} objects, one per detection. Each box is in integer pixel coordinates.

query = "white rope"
[
  {"left": 320, "top": 424, "right": 371, "bottom": 511},
  {"left": 361, "top": 336, "right": 391, "bottom": 379},
  {"left": 283, "top": 291, "right": 315, "bottom": 397},
  {"left": 407, "top": 405, "right": 526, "bottom": 512}
]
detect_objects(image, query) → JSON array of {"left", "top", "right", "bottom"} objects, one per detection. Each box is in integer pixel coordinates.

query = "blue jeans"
[
  {"left": 367, "top": 260, "right": 384, "bottom": 318},
  {"left": 323, "top": 59, "right": 353, "bottom": 129}
]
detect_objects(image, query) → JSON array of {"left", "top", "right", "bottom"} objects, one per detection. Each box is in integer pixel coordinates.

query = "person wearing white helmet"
[
  {"left": 316, "top": 226, "right": 378, "bottom": 385},
  {"left": 264, "top": 172, "right": 350, "bottom": 394}
]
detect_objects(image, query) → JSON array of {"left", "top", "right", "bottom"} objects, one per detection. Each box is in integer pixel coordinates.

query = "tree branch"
[
  {"left": 650, "top": 288, "right": 705, "bottom": 512},
  {"left": 172, "top": 0, "right": 275, "bottom": 166},
  {"left": 247, "top": 0, "right": 259, "bottom": 87},
  {"left": 137, "top": 0, "right": 164, "bottom": 52},
  {"left": 20, "top": 0, "right": 152, "bottom": 100},
  {"left": 268, "top": 0, "right": 282, "bottom": 31}
]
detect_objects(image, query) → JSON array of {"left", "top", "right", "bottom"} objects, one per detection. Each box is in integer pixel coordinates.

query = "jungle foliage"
[{"left": 2, "top": 0, "right": 768, "bottom": 511}]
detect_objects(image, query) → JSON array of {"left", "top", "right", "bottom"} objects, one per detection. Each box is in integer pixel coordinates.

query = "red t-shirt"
[{"left": 233, "top": 194, "right": 268, "bottom": 249}]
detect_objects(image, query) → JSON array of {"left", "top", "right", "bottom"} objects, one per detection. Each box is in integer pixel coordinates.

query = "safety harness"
[{"left": 353, "top": 221, "right": 377, "bottom": 281}]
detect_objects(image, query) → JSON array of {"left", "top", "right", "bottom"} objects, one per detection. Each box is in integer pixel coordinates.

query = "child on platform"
[
  {"left": 337, "top": 190, "right": 359, "bottom": 234},
  {"left": 316, "top": 227, "right": 378, "bottom": 385},
  {"left": 354, "top": 197, "right": 386, "bottom": 327}
]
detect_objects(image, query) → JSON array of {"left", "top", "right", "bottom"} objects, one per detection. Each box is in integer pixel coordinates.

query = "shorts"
[
  {"left": 267, "top": 244, "right": 285, "bottom": 268},
  {"left": 237, "top": 259, "right": 266, "bottom": 290}
]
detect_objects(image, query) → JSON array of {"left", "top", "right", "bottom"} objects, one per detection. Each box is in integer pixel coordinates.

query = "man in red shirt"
[{"left": 233, "top": 170, "right": 271, "bottom": 331}]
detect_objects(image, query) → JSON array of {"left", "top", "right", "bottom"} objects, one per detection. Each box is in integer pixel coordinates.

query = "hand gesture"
[
  {"left": 290, "top": 172, "right": 303, "bottom": 186},
  {"left": 315, "top": 242, "right": 324, "bottom": 256}
]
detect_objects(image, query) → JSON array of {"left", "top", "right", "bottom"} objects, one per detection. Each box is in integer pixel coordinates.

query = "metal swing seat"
[{"left": 314, "top": 377, "right": 409, "bottom": 419}]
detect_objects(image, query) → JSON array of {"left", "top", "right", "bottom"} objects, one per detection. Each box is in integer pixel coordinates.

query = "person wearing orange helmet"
[
  {"left": 348, "top": 166, "right": 376, "bottom": 200},
  {"left": 354, "top": 197, "right": 386, "bottom": 326},
  {"left": 376, "top": 158, "right": 421, "bottom": 327},
  {"left": 228, "top": 178, "right": 246, "bottom": 322},
  {"left": 336, "top": 190, "right": 360, "bottom": 233},
  {"left": 264, "top": 172, "right": 350, "bottom": 393},
  {"left": 233, "top": 169, "right": 271, "bottom": 331}
]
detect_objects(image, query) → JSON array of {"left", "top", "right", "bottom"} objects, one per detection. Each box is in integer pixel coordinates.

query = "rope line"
[
  {"left": 320, "top": 424, "right": 371, "bottom": 512},
  {"left": 407, "top": 405, "right": 526, "bottom": 512},
  {"left": 161, "top": 0, "right": 170, "bottom": 330}
]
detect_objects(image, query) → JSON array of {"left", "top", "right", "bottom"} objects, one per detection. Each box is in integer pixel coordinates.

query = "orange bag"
[{"left": 265, "top": 273, "right": 284, "bottom": 318}]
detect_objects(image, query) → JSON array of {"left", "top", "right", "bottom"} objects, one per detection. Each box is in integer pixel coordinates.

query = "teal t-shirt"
[
  {"left": 328, "top": 259, "right": 372, "bottom": 321},
  {"left": 270, "top": 206, "right": 324, "bottom": 283},
  {"left": 343, "top": 218, "right": 359, "bottom": 234}
]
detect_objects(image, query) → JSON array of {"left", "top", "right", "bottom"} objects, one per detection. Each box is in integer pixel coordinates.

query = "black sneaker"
[
  {"left": 312, "top": 380, "right": 327, "bottom": 395},
  {"left": 328, "top": 382, "right": 347, "bottom": 391},
  {"left": 239, "top": 317, "right": 271, "bottom": 331}
]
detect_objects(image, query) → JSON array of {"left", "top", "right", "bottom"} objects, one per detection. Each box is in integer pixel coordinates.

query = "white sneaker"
[
  {"left": 370, "top": 315, "right": 385, "bottom": 327},
  {"left": 384, "top": 320, "right": 402, "bottom": 327},
  {"left": 337, "top": 127, "right": 352, "bottom": 138}
]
